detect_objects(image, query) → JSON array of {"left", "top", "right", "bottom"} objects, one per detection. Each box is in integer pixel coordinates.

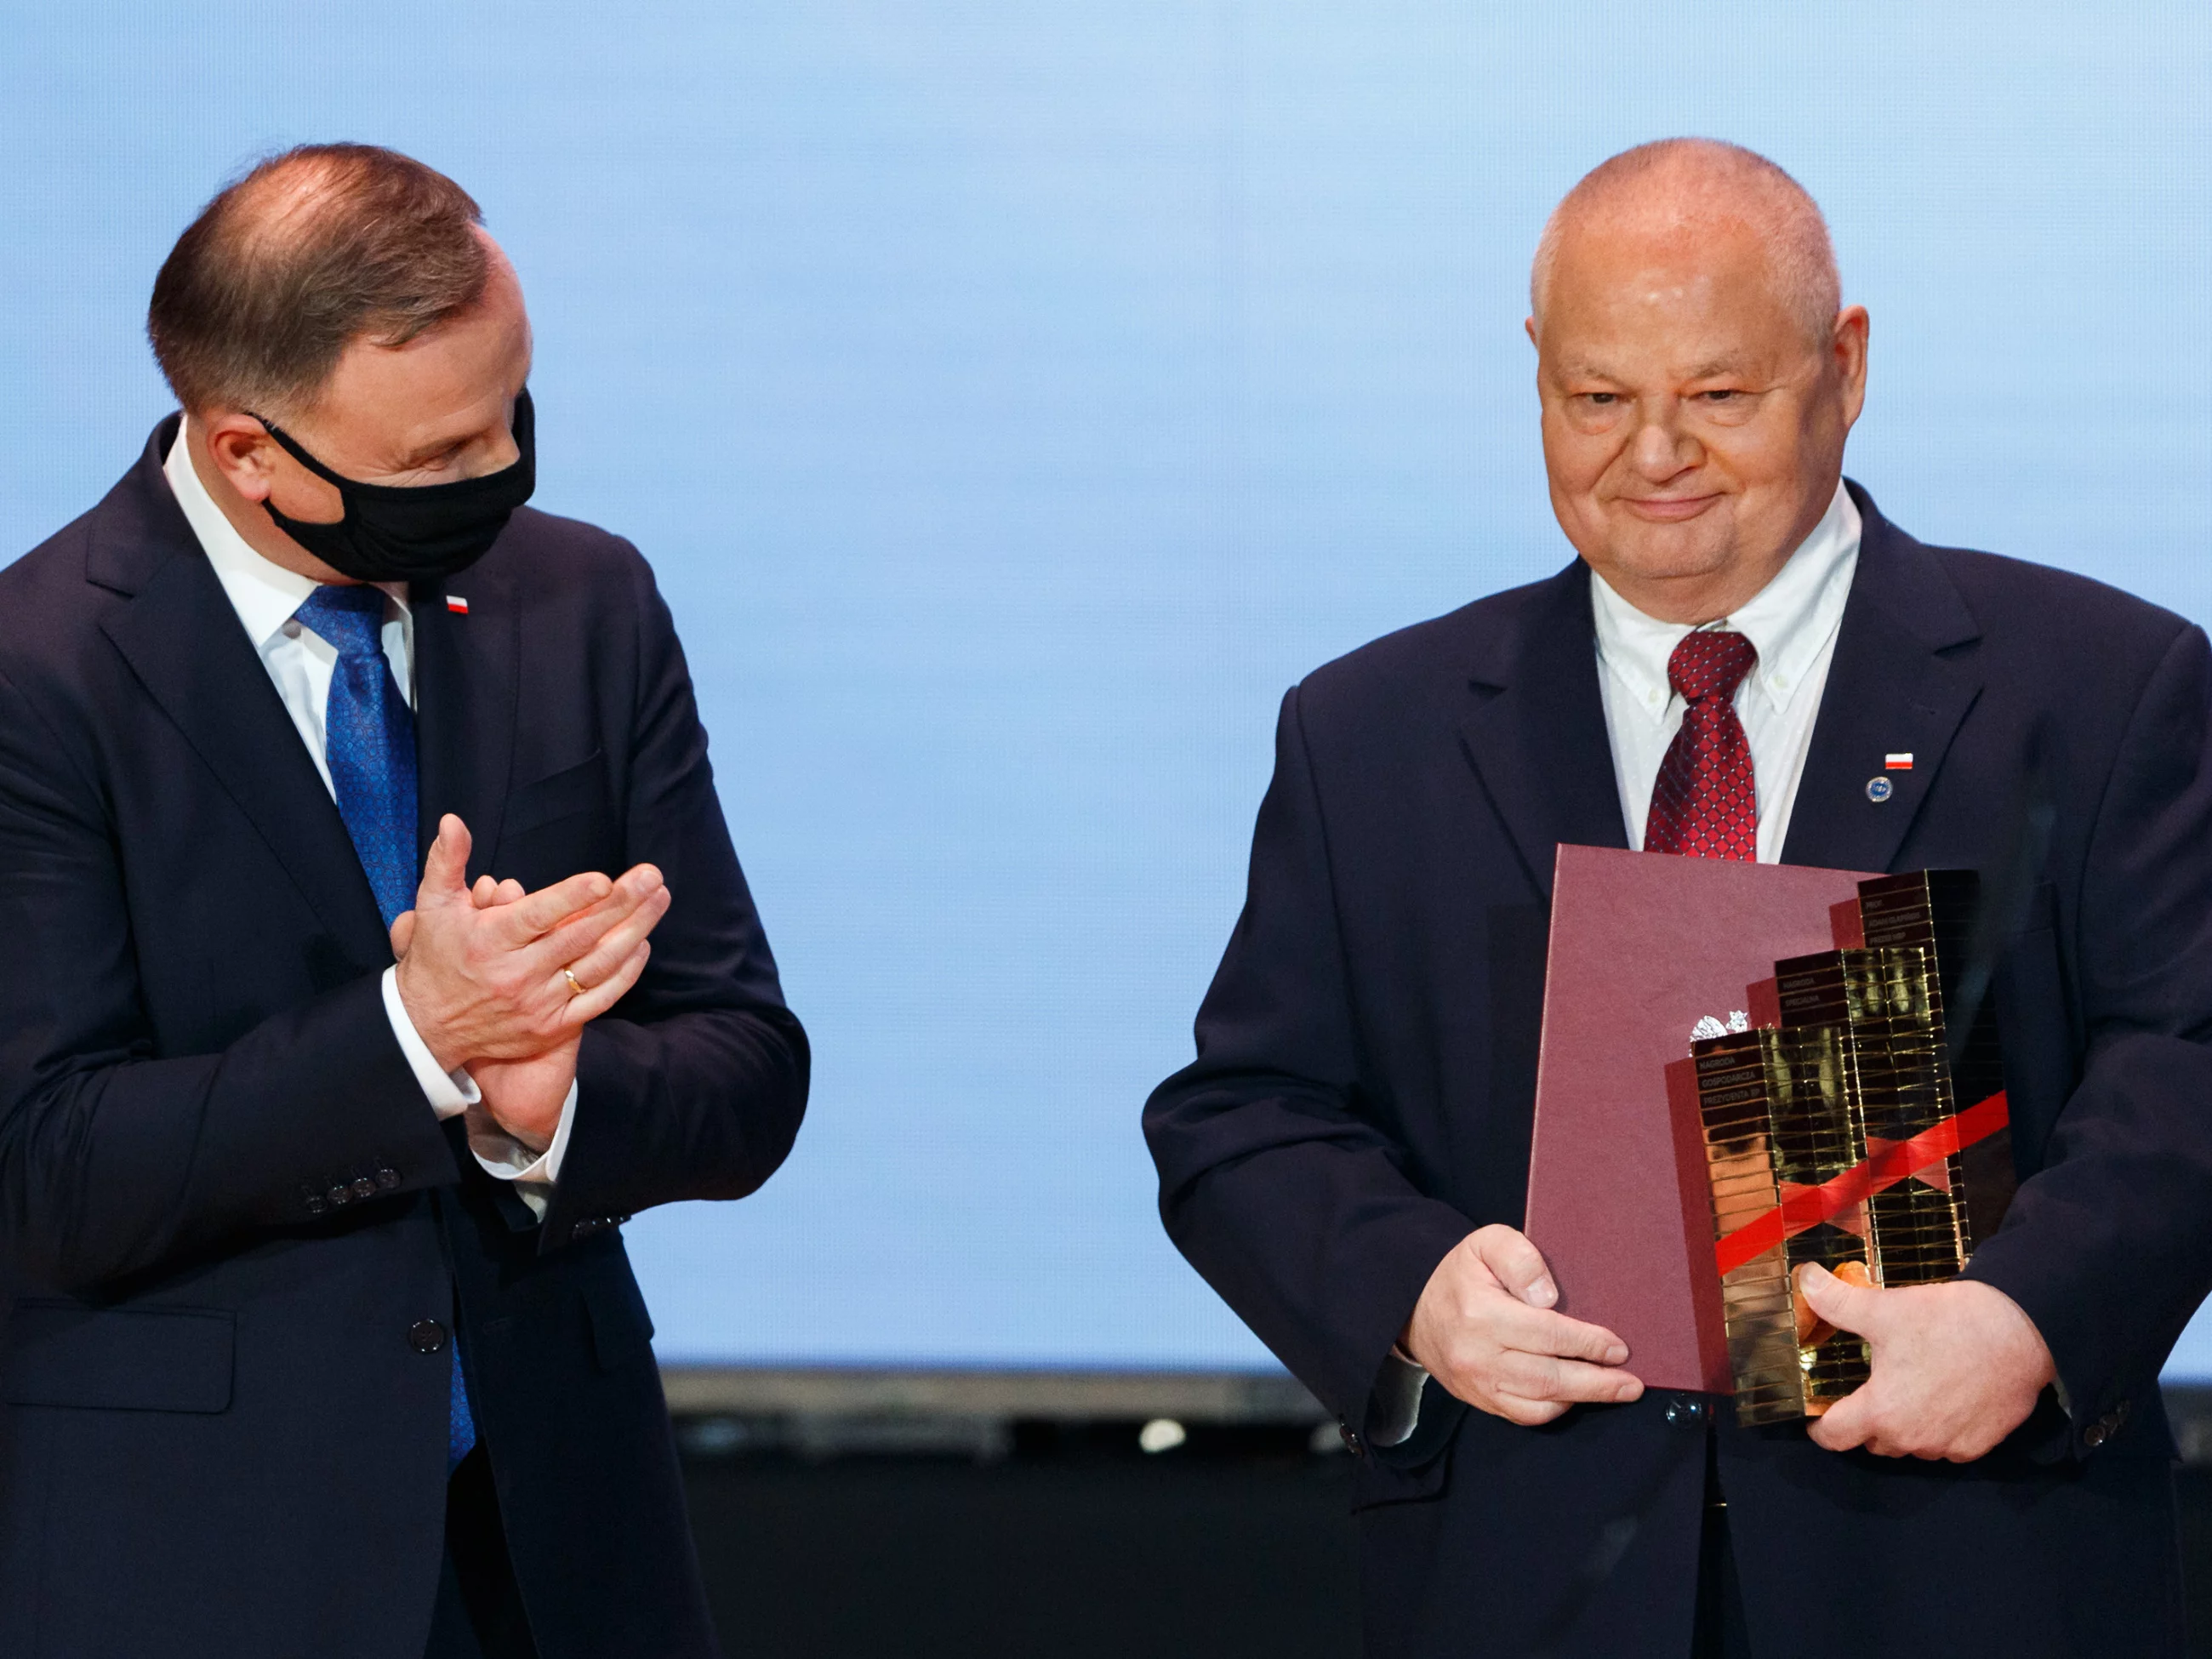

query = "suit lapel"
[
  {"left": 1458, "top": 562, "right": 1630, "bottom": 898},
  {"left": 93, "top": 438, "right": 391, "bottom": 965},
  {"left": 410, "top": 561, "right": 518, "bottom": 879},
  {"left": 1781, "top": 485, "right": 1982, "bottom": 874}
]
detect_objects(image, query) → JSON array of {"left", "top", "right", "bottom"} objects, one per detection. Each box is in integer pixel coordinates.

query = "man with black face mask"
[{"left": 0, "top": 145, "right": 809, "bottom": 1659}]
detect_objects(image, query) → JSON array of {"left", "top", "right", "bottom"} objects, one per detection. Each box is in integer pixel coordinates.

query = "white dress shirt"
[
  {"left": 162, "top": 421, "right": 576, "bottom": 1210},
  {"left": 1592, "top": 482, "right": 1861, "bottom": 862},
  {"left": 1371, "top": 482, "right": 1862, "bottom": 1445}
]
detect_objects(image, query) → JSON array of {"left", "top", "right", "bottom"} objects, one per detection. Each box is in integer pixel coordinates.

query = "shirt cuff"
[
  {"left": 1371, "top": 1346, "right": 1430, "bottom": 1448},
  {"left": 380, "top": 965, "right": 479, "bottom": 1119},
  {"left": 468, "top": 1082, "right": 576, "bottom": 1222},
  {"left": 470, "top": 1081, "right": 578, "bottom": 1186}
]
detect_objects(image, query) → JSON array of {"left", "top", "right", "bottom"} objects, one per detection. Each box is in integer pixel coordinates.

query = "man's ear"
[
  {"left": 1831, "top": 305, "right": 1871, "bottom": 425},
  {"left": 197, "top": 412, "right": 280, "bottom": 504}
]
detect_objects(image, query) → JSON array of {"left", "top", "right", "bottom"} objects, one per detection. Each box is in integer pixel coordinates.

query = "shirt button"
[{"left": 408, "top": 1320, "right": 448, "bottom": 1354}]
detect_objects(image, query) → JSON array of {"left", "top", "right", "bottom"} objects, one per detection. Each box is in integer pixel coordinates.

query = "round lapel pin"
[{"left": 1866, "top": 776, "right": 1894, "bottom": 803}]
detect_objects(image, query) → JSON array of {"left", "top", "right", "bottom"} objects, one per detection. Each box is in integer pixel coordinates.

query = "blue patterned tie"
[{"left": 293, "top": 584, "right": 479, "bottom": 1474}]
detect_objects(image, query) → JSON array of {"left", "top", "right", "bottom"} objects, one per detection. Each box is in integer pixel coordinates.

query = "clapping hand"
[
  {"left": 451, "top": 872, "right": 582, "bottom": 1154},
  {"left": 391, "top": 814, "right": 670, "bottom": 1148}
]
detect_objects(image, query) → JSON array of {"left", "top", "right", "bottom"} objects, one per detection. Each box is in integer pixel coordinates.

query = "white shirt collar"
[
  {"left": 162, "top": 416, "right": 410, "bottom": 648},
  {"left": 1588, "top": 481, "right": 1861, "bottom": 726}
]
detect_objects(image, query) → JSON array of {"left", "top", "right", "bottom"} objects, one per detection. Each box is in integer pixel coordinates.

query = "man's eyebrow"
[{"left": 1548, "top": 356, "right": 1760, "bottom": 383}]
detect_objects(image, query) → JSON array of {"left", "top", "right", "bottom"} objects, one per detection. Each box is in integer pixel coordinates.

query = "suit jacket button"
[
  {"left": 2084, "top": 1422, "right": 2109, "bottom": 1449},
  {"left": 305, "top": 1194, "right": 328, "bottom": 1217},
  {"left": 1337, "top": 1422, "right": 1363, "bottom": 1455},
  {"left": 351, "top": 1177, "right": 377, "bottom": 1200},
  {"left": 375, "top": 1166, "right": 401, "bottom": 1190},
  {"left": 408, "top": 1320, "right": 448, "bottom": 1354},
  {"left": 328, "top": 1184, "right": 352, "bottom": 1206}
]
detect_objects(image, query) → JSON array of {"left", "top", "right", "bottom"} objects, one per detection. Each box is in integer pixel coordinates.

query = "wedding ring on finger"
[{"left": 562, "top": 967, "right": 587, "bottom": 997}]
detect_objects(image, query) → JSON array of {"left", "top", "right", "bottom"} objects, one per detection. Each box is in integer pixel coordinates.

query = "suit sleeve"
[
  {"left": 1143, "top": 685, "right": 1474, "bottom": 1445},
  {"left": 0, "top": 664, "right": 459, "bottom": 1296},
  {"left": 1961, "top": 622, "right": 2212, "bottom": 1455},
  {"left": 533, "top": 554, "right": 809, "bottom": 1252}
]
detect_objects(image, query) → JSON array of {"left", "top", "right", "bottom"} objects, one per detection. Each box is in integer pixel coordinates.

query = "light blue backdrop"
[{"left": 6, "top": 3, "right": 2210, "bottom": 1373}]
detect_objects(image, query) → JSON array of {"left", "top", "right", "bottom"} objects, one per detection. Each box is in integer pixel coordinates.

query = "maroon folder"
[{"left": 1523, "top": 845, "right": 1874, "bottom": 1392}]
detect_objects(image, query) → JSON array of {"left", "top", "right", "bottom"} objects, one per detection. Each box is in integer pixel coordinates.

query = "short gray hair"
[{"left": 1530, "top": 139, "right": 1840, "bottom": 343}]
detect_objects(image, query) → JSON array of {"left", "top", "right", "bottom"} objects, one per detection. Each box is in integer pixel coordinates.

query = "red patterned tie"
[{"left": 1643, "top": 630, "right": 1759, "bottom": 860}]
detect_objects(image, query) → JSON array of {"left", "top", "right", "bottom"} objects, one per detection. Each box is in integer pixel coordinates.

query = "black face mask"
[{"left": 250, "top": 389, "right": 536, "bottom": 584}]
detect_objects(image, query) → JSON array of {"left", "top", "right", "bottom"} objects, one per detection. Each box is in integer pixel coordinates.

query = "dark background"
[
  {"left": 677, "top": 1402, "right": 2212, "bottom": 1657},
  {"left": 681, "top": 1421, "right": 1359, "bottom": 1658}
]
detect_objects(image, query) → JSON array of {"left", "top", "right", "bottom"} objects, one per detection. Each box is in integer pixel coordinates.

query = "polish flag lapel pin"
[
  {"left": 1867, "top": 753, "right": 1913, "bottom": 803},
  {"left": 446, "top": 596, "right": 470, "bottom": 614}
]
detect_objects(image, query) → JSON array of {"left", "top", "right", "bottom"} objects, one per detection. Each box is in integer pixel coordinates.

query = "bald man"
[
  {"left": 0, "top": 145, "right": 807, "bottom": 1657},
  {"left": 1148, "top": 139, "right": 2212, "bottom": 1657}
]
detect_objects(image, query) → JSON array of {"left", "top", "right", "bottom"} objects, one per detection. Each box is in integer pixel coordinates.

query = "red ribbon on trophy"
[{"left": 1713, "top": 1091, "right": 2012, "bottom": 1279}]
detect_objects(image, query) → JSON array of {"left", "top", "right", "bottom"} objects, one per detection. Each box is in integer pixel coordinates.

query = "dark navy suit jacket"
[
  {"left": 0, "top": 419, "right": 809, "bottom": 1659},
  {"left": 1147, "top": 483, "right": 2212, "bottom": 1658}
]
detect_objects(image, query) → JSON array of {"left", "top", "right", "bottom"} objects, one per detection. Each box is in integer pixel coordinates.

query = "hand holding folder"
[
  {"left": 1505, "top": 844, "right": 2053, "bottom": 1460},
  {"left": 1400, "top": 1223, "right": 1645, "bottom": 1428}
]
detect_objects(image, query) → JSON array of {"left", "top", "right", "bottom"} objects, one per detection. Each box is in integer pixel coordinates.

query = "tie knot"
[
  {"left": 1668, "top": 629, "right": 1757, "bottom": 703},
  {"left": 294, "top": 584, "right": 388, "bottom": 658}
]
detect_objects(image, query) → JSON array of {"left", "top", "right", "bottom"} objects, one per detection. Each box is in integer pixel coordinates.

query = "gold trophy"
[{"left": 1690, "top": 872, "right": 2016, "bottom": 1425}]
